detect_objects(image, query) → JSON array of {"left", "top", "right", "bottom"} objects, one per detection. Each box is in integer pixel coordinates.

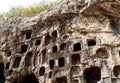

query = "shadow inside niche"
[
  {"left": 12, "top": 73, "right": 39, "bottom": 83},
  {"left": 0, "top": 63, "right": 5, "bottom": 83}
]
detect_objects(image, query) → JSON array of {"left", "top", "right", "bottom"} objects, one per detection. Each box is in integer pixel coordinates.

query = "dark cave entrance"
[
  {"left": 0, "top": 63, "right": 5, "bottom": 83},
  {"left": 55, "top": 76, "right": 67, "bottom": 83},
  {"left": 83, "top": 67, "right": 101, "bottom": 83},
  {"left": 21, "top": 73, "right": 39, "bottom": 83}
]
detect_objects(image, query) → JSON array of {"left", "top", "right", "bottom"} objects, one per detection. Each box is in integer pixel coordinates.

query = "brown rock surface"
[{"left": 0, "top": 0, "right": 120, "bottom": 83}]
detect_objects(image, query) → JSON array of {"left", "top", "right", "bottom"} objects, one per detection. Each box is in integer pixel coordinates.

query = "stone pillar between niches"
[
  {"left": 67, "top": 75, "right": 71, "bottom": 83},
  {"left": 101, "top": 61, "right": 112, "bottom": 83}
]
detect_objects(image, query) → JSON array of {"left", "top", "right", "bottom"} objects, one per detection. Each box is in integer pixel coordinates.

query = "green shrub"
[{"left": 0, "top": 0, "right": 58, "bottom": 18}]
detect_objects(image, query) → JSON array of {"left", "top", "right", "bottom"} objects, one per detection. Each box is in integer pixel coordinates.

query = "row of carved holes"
[
  {"left": 20, "top": 40, "right": 41, "bottom": 54},
  {"left": 49, "top": 48, "right": 108, "bottom": 71},
  {"left": 8, "top": 54, "right": 65, "bottom": 71},
  {"left": 8, "top": 65, "right": 120, "bottom": 83},
  {"left": 45, "top": 30, "right": 57, "bottom": 46},
  {"left": 52, "top": 43, "right": 81, "bottom": 53},
  {"left": 49, "top": 54, "right": 80, "bottom": 70},
  {"left": 71, "top": 66, "right": 120, "bottom": 82},
  {"left": 11, "top": 52, "right": 33, "bottom": 69},
  {"left": 20, "top": 30, "right": 57, "bottom": 54},
  {"left": 71, "top": 66, "right": 101, "bottom": 83},
  {"left": 20, "top": 39, "right": 95, "bottom": 55},
  {"left": 39, "top": 57, "right": 65, "bottom": 77},
  {"left": 52, "top": 39, "right": 96, "bottom": 53},
  {"left": 7, "top": 47, "right": 108, "bottom": 70},
  {"left": 12, "top": 73, "right": 39, "bottom": 83},
  {"left": 24, "top": 30, "right": 57, "bottom": 45},
  {"left": 49, "top": 57, "right": 65, "bottom": 69}
]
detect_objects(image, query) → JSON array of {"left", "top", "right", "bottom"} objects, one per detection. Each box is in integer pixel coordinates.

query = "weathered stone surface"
[{"left": 0, "top": 0, "right": 120, "bottom": 83}]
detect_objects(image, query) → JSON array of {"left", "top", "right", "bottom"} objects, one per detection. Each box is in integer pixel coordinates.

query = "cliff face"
[{"left": 0, "top": 0, "right": 120, "bottom": 83}]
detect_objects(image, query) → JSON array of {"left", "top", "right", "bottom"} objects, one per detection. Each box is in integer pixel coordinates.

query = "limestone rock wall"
[{"left": 0, "top": 0, "right": 120, "bottom": 83}]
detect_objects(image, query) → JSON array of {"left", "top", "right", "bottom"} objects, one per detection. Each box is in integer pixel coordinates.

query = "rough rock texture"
[{"left": 0, "top": 0, "right": 120, "bottom": 83}]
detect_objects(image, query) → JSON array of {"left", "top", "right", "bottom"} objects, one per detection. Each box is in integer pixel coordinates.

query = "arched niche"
[
  {"left": 96, "top": 47, "right": 109, "bottom": 59},
  {"left": 113, "top": 65, "right": 120, "bottom": 77},
  {"left": 60, "top": 43, "right": 66, "bottom": 51},
  {"left": 62, "top": 34, "right": 69, "bottom": 41},
  {"left": 45, "top": 34, "right": 52, "bottom": 46},
  {"left": 73, "top": 43, "right": 81, "bottom": 52},
  {"left": 41, "top": 48, "right": 46, "bottom": 64},
  {"left": 83, "top": 67, "right": 101, "bottom": 83},
  {"left": 25, "top": 52, "right": 33, "bottom": 66},
  {"left": 39, "top": 66, "right": 45, "bottom": 76},
  {"left": 49, "top": 59, "right": 55, "bottom": 70},
  {"left": 13, "top": 57, "right": 21, "bottom": 68},
  {"left": 21, "top": 44, "right": 28, "bottom": 54},
  {"left": 58, "top": 57, "right": 65, "bottom": 67},
  {"left": 25, "top": 30, "right": 32, "bottom": 39},
  {"left": 71, "top": 54, "right": 80, "bottom": 65},
  {"left": 52, "top": 30, "right": 57, "bottom": 42},
  {"left": 35, "top": 39, "right": 41, "bottom": 46},
  {"left": 20, "top": 73, "right": 39, "bottom": 83},
  {"left": 55, "top": 76, "right": 67, "bottom": 83}
]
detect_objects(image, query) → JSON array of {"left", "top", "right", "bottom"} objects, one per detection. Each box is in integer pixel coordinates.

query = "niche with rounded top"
[
  {"left": 113, "top": 65, "right": 120, "bottom": 77},
  {"left": 96, "top": 47, "right": 109, "bottom": 59},
  {"left": 52, "top": 46, "right": 57, "bottom": 53},
  {"left": 35, "top": 39, "right": 41, "bottom": 46},
  {"left": 21, "top": 44, "right": 28, "bottom": 54},
  {"left": 52, "top": 30, "right": 57, "bottom": 42},
  {"left": 25, "top": 30, "right": 32, "bottom": 39},
  {"left": 55, "top": 76, "right": 67, "bottom": 83},
  {"left": 49, "top": 59, "right": 55, "bottom": 70},
  {"left": 73, "top": 43, "right": 81, "bottom": 52},
  {"left": 39, "top": 66, "right": 45, "bottom": 76},
  {"left": 58, "top": 57, "right": 65, "bottom": 67},
  {"left": 45, "top": 34, "right": 52, "bottom": 46},
  {"left": 60, "top": 43, "right": 66, "bottom": 51},
  {"left": 25, "top": 52, "right": 33, "bottom": 66},
  {"left": 48, "top": 71, "right": 52, "bottom": 78},
  {"left": 42, "top": 48, "right": 46, "bottom": 64},
  {"left": 13, "top": 57, "right": 21, "bottom": 68},
  {"left": 83, "top": 67, "right": 101, "bottom": 83},
  {"left": 71, "top": 54, "right": 80, "bottom": 65},
  {"left": 20, "top": 73, "right": 39, "bottom": 83},
  {"left": 62, "top": 34, "right": 69, "bottom": 41}
]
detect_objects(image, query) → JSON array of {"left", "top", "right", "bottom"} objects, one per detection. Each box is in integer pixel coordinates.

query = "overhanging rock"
[{"left": 0, "top": 0, "right": 120, "bottom": 83}]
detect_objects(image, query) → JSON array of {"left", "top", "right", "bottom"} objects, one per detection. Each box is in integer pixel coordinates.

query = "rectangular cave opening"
[
  {"left": 73, "top": 43, "right": 81, "bottom": 52},
  {"left": 58, "top": 57, "right": 65, "bottom": 67},
  {"left": 42, "top": 48, "right": 46, "bottom": 64},
  {"left": 60, "top": 43, "right": 66, "bottom": 51},
  {"left": 26, "top": 30, "right": 32, "bottom": 39},
  {"left": 13, "top": 57, "right": 21, "bottom": 68},
  {"left": 87, "top": 39, "right": 96, "bottom": 46},
  {"left": 52, "top": 46, "right": 57, "bottom": 53}
]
